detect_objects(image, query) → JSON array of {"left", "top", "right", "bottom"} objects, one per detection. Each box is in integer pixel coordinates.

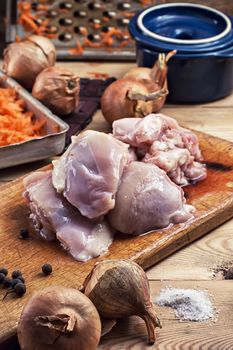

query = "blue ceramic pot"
[{"left": 129, "top": 3, "right": 233, "bottom": 103}]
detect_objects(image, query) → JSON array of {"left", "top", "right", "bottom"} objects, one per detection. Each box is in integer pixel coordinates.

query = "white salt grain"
[{"left": 155, "top": 288, "right": 214, "bottom": 322}]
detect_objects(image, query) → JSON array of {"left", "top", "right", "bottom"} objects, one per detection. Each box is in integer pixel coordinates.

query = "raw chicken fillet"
[
  {"left": 23, "top": 116, "right": 205, "bottom": 260},
  {"left": 108, "top": 162, "right": 194, "bottom": 235},
  {"left": 113, "top": 114, "right": 207, "bottom": 185},
  {"left": 52, "top": 130, "right": 133, "bottom": 219},
  {"left": 23, "top": 171, "right": 114, "bottom": 261}
]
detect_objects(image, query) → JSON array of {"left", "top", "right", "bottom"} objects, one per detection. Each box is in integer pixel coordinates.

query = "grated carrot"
[
  {"left": 139, "top": 0, "right": 154, "bottom": 6},
  {"left": 19, "top": 14, "right": 41, "bottom": 34},
  {"left": 92, "top": 23, "right": 101, "bottom": 30},
  {"left": 87, "top": 72, "right": 110, "bottom": 79},
  {"left": 18, "top": 0, "right": 50, "bottom": 36},
  {"left": 0, "top": 87, "right": 46, "bottom": 146},
  {"left": 69, "top": 41, "right": 84, "bottom": 55}
]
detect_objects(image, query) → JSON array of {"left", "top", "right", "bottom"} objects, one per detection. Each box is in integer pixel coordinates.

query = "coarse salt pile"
[{"left": 155, "top": 288, "right": 214, "bottom": 321}]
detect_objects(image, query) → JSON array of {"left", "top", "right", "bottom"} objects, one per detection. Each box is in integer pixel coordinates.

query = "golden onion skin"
[
  {"left": 83, "top": 259, "right": 161, "bottom": 345},
  {"left": 17, "top": 286, "right": 101, "bottom": 350},
  {"left": 3, "top": 36, "right": 56, "bottom": 90},
  {"left": 32, "top": 66, "right": 80, "bottom": 116}
]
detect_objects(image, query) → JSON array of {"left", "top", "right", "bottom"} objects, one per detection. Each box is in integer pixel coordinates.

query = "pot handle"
[{"left": 214, "top": 46, "right": 233, "bottom": 58}]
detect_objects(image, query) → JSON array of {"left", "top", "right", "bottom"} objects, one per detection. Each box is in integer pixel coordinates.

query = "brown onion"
[
  {"left": 28, "top": 35, "right": 56, "bottom": 66},
  {"left": 124, "top": 51, "right": 176, "bottom": 89},
  {"left": 101, "top": 77, "right": 166, "bottom": 123},
  {"left": 101, "top": 51, "right": 176, "bottom": 124},
  {"left": 151, "top": 50, "right": 176, "bottom": 84},
  {"left": 3, "top": 35, "right": 56, "bottom": 90},
  {"left": 124, "top": 51, "right": 176, "bottom": 112},
  {"left": 83, "top": 259, "right": 161, "bottom": 345},
  {"left": 32, "top": 66, "right": 80, "bottom": 116},
  {"left": 17, "top": 286, "right": 101, "bottom": 350},
  {"left": 124, "top": 66, "right": 152, "bottom": 81}
]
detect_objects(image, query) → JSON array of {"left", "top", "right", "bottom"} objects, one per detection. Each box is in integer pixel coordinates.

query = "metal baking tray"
[{"left": 0, "top": 70, "right": 69, "bottom": 169}]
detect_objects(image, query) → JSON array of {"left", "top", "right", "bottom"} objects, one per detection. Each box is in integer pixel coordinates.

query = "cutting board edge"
[{"left": 133, "top": 197, "right": 233, "bottom": 270}]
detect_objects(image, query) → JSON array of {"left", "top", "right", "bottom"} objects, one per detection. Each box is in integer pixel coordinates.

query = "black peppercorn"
[
  {"left": 0, "top": 268, "right": 8, "bottom": 276},
  {"left": 20, "top": 228, "right": 29, "bottom": 239},
  {"left": 17, "top": 276, "right": 25, "bottom": 283},
  {"left": 225, "top": 267, "right": 233, "bottom": 280},
  {"left": 0, "top": 273, "right": 5, "bottom": 284},
  {"left": 11, "top": 278, "right": 23, "bottom": 288},
  {"left": 14, "top": 283, "right": 26, "bottom": 296},
  {"left": 2, "top": 277, "right": 12, "bottom": 288},
  {"left": 12, "top": 270, "right": 22, "bottom": 279},
  {"left": 42, "top": 264, "right": 52, "bottom": 275}
]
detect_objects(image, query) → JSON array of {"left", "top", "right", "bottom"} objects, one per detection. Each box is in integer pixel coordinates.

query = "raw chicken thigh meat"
[
  {"left": 52, "top": 130, "right": 133, "bottom": 219},
  {"left": 108, "top": 162, "right": 195, "bottom": 235},
  {"left": 23, "top": 116, "right": 205, "bottom": 260},
  {"left": 23, "top": 171, "right": 114, "bottom": 261},
  {"left": 112, "top": 114, "right": 206, "bottom": 185}
]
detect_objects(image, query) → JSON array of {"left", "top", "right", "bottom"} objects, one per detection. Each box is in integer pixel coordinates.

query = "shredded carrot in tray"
[{"left": 0, "top": 87, "right": 46, "bottom": 146}]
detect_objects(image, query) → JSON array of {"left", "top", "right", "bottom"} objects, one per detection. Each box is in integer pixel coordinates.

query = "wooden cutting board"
[{"left": 0, "top": 129, "right": 233, "bottom": 347}]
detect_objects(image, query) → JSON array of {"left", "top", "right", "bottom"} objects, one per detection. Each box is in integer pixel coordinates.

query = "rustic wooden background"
[{"left": 160, "top": 0, "right": 233, "bottom": 15}]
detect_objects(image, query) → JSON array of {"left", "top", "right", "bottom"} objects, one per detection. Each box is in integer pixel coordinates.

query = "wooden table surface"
[{"left": 1, "top": 61, "right": 233, "bottom": 350}]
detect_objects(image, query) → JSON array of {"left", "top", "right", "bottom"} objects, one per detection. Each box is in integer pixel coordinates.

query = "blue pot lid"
[{"left": 129, "top": 3, "right": 233, "bottom": 55}]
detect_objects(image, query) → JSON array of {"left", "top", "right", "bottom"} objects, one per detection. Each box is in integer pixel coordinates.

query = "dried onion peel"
[
  {"left": 17, "top": 286, "right": 101, "bottom": 350},
  {"left": 83, "top": 259, "right": 161, "bottom": 345}
]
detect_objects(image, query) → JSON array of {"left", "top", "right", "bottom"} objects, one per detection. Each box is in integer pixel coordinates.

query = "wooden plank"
[
  {"left": 0, "top": 129, "right": 233, "bottom": 344},
  {"left": 166, "top": 93, "right": 233, "bottom": 109},
  {"left": 99, "top": 280, "right": 233, "bottom": 349},
  {"left": 56, "top": 61, "right": 135, "bottom": 79},
  {"left": 162, "top": 107, "right": 233, "bottom": 141},
  {"left": 2, "top": 281, "right": 231, "bottom": 350},
  {"left": 147, "top": 219, "right": 233, "bottom": 281}
]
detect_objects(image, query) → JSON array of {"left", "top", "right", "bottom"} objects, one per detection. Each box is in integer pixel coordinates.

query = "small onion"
[
  {"left": 83, "top": 259, "right": 161, "bottom": 345},
  {"left": 28, "top": 35, "right": 56, "bottom": 66},
  {"left": 17, "top": 286, "right": 101, "bottom": 350},
  {"left": 100, "top": 78, "right": 164, "bottom": 123},
  {"left": 124, "top": 51, "right": 176, "bottom": 89},
  {"left": 101, "top": 51, "right": 176, "bottom": 124},
  {"left": 32, "top": 66, "right": 80, "bottom": 116},
  {"left": 3, "top": 35, "right": 56, "bottom": 90},
  {"left": 125, "top": 51, "right": 176, "bottom": 113},
  {"left": 123, "top": 67, "right": 152, "bottom": 81}
]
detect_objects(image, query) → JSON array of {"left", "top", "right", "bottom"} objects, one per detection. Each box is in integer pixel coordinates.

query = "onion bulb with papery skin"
[
  {"left": 32, "top": 66, "right": 80, "bottom": 116},
  {"left": 3, "top": 35, "right": 56, "bottom": 90},
  {"left": 101, "top": 51, "right": 176, "bottom": 124},
  {"left": 28, "top": 35, "right": 56, "bottom": 66},
  {"left": 17, "top": 286, "right": 101, "bottom": 350},
  {"left": 123, "top": 66, "right": 152, "bottom": 81},
  {"left": 82, "top": 259, "right": 161, "bottom": 345},
  {"left": 101, "top": 77, "right": 165, "bottom": 124},
  {"left": 124, "top": 51, "right": 176, "bottom": 113}
]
